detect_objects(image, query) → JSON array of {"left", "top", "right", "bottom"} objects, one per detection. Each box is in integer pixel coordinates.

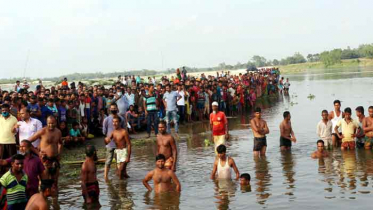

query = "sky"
[{"left": 0, "top": 0, "right": 372, "bottom": 79}]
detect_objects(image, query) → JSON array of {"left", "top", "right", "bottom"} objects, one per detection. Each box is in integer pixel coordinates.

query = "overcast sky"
[{"left": 0, "top": 0, "right": 372, "bottom": 79}]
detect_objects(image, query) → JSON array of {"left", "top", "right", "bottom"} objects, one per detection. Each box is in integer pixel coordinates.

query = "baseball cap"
[{"left": 212, "top": 101, "right": 219, "bottom": 106}]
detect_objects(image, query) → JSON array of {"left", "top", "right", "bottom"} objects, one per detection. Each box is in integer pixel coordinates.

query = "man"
[
  {"left": 283, "top": 78, "right": 290, "bottom": 93},
  {"left": 211, "top": 145, "right": 240, "bottom": 180},
  {"left": 105, "top": 117, "right": 131, "bottom": 179},
  {"left": 329, "top": 100, "right": 344, "bottom": 147},
  {"left": 142, "top": 154, "right": 181, "bottom": 193},
  {"left": 280, "top": 111, "right": 296, "bottom": 151},
  {"left": 144, "top": 84, "right": 159, "bottom": 138},
  {"left": 0, "top": 104, "right": 18, "bottom": 175},
  {"left": 0, "top": 154, "right": 28, "bottom": 210},
  {"left": 311, "top": 140, "right": 329, "bottom": 159},
  {"left": 250, "top": 107, "right": 269, "bottom": 156},
  {"left": 27, "top": 96, "right": 41, "bottom": 118},
  {"left": 316, "top": 110, "right": 333, "bottom": 149},
  {"left": 28, "top": 116, "right": 62, "bottom": 195},
  {"left": 363, "top": 106, "right": 373, "bottom": 149},
  {"left": 81, "top": 145, "right": 100, "bottom": 204},
  {"left": 157, "top": 121, "right": 177, "bottom": 171},
  {"left": 102, "top": 103, "right": 125, "bottom": 181},
  {"left": 17, "top": 108, "right": 43, "bottom": 148},
  {"left": 176, "top": 84, "right": 186, "bottom": 125},
  {"left": 114, "top": 88, "right": 129, "bottom": 125},
  {"left": 25, "top": 179, "right": 54, "bottom": 210},
  {"left": 355, "top": 106, "right": 366, "bottom": 148},
  {"left": 0, "top": 140, "right": 44, "bottom": 198},
  {"left": 210, "top": 102, "right": 228, "bottom": 154},
  {"left": 163, "top": 84, "right": 181, "bottom": 134},
  {"left": 335, "top": 107, "right": 358, "bottom": 150}
]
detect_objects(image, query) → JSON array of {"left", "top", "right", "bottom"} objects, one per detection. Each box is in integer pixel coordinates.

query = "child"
[
  {"left": 59, "top": 121, "right": 72, "bottom": 146},
  {"left": 210, "top": 145, "right": 240, "bottom": 180},
  {"left": 67, "top": 100, "right": 79, "bottom": 131},
  {"left": 70, "top": 122, "right": 85, "bottom": 144},
  {"left": 240, "top": 173, "right": 251, "bottom": 192}
]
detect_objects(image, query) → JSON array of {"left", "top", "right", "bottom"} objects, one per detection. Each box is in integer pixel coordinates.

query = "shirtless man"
[
  {"left": 28, "top": 116, "right": 63, "bottom": 195},
  {"left": 250, "top": 107, "right": 269, "bottom": 156},
  {"left": 105, "top": 116, "right": 131, "bottom": 179},
  {"left": 329, "top": 100, "right": 344, "bottom": 147},
  {"left": 280, "top": 111, "right": 296, "bottom": 151},
  {"left": 362, "top": 106, "right": 373, "bottom": 149},
  {"left": 311, "top": 140, "right": 329, "bottom": 159},
  {"left": 142, "top": 154, "right": 181, "bottom": 193},
  {"left": 157, "top": 121, "right": 177, "bottom": 171},
  {"left": 25, "top": 179, "right": 54, "bottom": 210},
  {"left": 81, "top": 145, "right": 100, "bottom": 204}
]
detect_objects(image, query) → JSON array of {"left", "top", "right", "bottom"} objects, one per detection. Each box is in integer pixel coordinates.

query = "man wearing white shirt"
[
  {"left": 19, "top": 108, "right": 43, "bottom": 147},
  {"left": 176, "top": 85, "right": 186, "bottom": 125},
  {"left": 125, "top": 90, "right": 135, "bottom": 106},
  {"left": 316, "top": 110, "right": 333, "bottom": 149}
]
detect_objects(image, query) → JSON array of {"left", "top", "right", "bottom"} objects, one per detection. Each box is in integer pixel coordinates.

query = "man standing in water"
[
  {"left": 311, "top": 140, "right": 329, "bottom": 159},
  {"left": 81, "top": 145, "right": 100, "bottom": 204},
  {"left": 211, "top": 145, "right": 240, "bottom": 180},
  {"left": 157, "top": 121, "right": 177, "bottom": 171},
  {"left": 210, "top": 102, "right": 228, "bottom": 154},
  {"left": 105, "top": 116, "right": 131, "bottom": 179},
  {"left": 250, "top": 107, "right": 269, "bottom": 157},
  {"left": 316, "top": 110, "right": 333, "bottom": 149},
  {"left": 142, "top": 154, "right": 181, "bottom": 193},
  {"left": 355, "top": 106, "right": 366, "bottom": 148},
  {"left": 25, "top": 179, "right": 54, "bottom": 210},
  {"left": 28, "top": 116, "right": 62, "bottom": 195},
  {"left": 280, "top": 111, "right": 296, "bottom": 151},
  {"left": 329, "top": 100, "right": 344, "bottom": 147},
  {"left": 335, "top": 107, "right": 358, "bottom": 150},
  {"left": 363, "top": 106, "right": 373, "bottom": 149}
]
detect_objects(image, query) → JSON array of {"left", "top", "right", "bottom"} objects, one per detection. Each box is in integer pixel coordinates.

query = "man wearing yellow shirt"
[
  {"left": 335, "top": 107, "right": 359, "bottom": 150},
  {"left": 0, "top": 104, "right": 18, "bottom": 175}
]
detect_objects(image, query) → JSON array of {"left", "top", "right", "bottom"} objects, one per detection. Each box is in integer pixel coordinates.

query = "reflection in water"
[
  {"left": 254, "top": 157, "right": 271, "bottom": 205},
  {"left": 281, "top": 152, "right": 296, "bottom": 200},
  {"left": 213, "top": 179, "right": 237, "bottom": 210},
  {"left": 107, "top": 180, "right": 134, "bottom": 209},
  {"left": 144, "top": 191, "right": 180, "bottom": 210}
]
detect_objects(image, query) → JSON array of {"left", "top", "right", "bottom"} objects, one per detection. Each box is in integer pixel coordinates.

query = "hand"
[
  {"left": 125, "top": 158, "right": 130, "bottom": 163},
  {"left": 225, "top": 134, "right": 229, "bottom": 140},
  {"left": 352, "top": 134, "right": 356, "bottom": 138},
  {"left": 339, "top": 134, "right": 344, "bottom": 139},
  {"left": 291, "top": 137, "right": 297, "bottom": 143},
  {"left": 172, "top": 165, "right": 176, "bottom": 172},
  {"left": 104, "top": 137, "right": 110, "bottom": 144}
]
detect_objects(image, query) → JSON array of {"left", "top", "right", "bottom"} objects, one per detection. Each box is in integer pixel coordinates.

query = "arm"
[
  {"left": 250, "top": 119, "right": 259, "bottom": 133},
  {"left": 57, "top": 131, "right": 63, "bottom": 156},
  {"left": 169, "top": 171, "right": 181, "bottom": 192},
  {"left": 335, "top": 125, "right": 343, "bottom": 139},
  {"left": 102, "top": 118, "right": 108, "bottom": 135},
  {"left": 163, "top": 99, "right": 167, "bottom": 110},
  {"left": 263, "top": 121, "right": 269, "bottom": 135},
  {"left": 0, "top": 160, "right": 9, "bottom": 166},
  {"left": 210, "top": 159, "right": 218, "bottom": 179},
  {"left": 143, "top": 100, "right": 148, "bottom": 115},
  {"left": 328, "top": 112, "right": 333, "bottom": 121},
  {"left": 230, "top": 158, "right": 240, "bottom": 180},
  {"left": 125, "top": 131, "right": 131, "bottom": 163},
  {"left": 290, "top": 126, "right": 296, "bottom": 142},
  {"left": 28, "top": 129, "right": 44, "bottom": 143},
  {"left": 362, "top": 118, "right": 373, "bottom": 133},
  {"left": 142, "top": 171, "right": 154, "bottom": 191},
  {"left": 105, "top": 132, "right": 113, "bottom": 145},
  {"left": 170, "top": 137, "right": 177, "bottom": 171}
]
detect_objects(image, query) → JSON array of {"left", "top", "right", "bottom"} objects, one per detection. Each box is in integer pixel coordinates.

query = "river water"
[{"left": 56, "top": 66, "right": 373, "bottom": 209}]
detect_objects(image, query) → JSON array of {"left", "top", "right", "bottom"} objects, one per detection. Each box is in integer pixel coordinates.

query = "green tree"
[{"left": 251, "top": 55, "right": 267, "bottom": 67}]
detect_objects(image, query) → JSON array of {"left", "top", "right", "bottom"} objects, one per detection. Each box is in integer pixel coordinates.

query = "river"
[{"left": 56, "top": 66, "right": 373, "bottom": 209}]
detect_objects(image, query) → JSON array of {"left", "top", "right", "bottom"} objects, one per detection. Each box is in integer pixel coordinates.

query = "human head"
[
  {"left": 20, "top": 107, "right": 31, "bottom": 121},
  {"left": 85, "top": 145, "right": 98, "bottom": 161},
  {"left": 110, "top": 103, "right": 118, "bottom": 115},
  {"left": 283, "top": 111, "right": 291, "bottom": 120},
  {"left": 113, "top": 116, "right": 121, "bottom": 129},
  {"left": 254, "top": 107, "right": 261, "bottom": 119},
  {"left": 40, "top": 179, "right": 54, "bottom": 197},
  {"left": 19, "top": 140, "right": 32, "bottom": 155},
  {"left": 212, "top": 101, "right": 219, "bottom": 112},
  {"left": 344, "top": 107, "right": 352, "bottom": 119},
  {"left": 355, "top": 106, "right": 364, "bottom": 117},
  {"left": 369, "top": 106, "right": 373, "bottom": 118},
  {"left": 72, "top": 121, "right": 79, "bottom": 130},
  {"left": 155, "top": 154, "right": 166, "bottom": 169},
  {"left": 1, "top": 103, "right": 10, "bottom": 118},
  {"left": 217, "top": 144, "right": 227, "bottom": 159},
  {"left": 46, "top": 116, "right": 57, "bottom": 130},
  {"left": 317, "top": 140, "right": 324, "bottom": 151},
  {"left": 240, "top": 173, "right": 251, "bottom": 185},
  {"left": 158, "top": 121, "right": 167, "bottom": 135},
  {"left": 321, "top": 110, "right": 328, "bottom": 120},
  {"left": 11, "top": 154, "right": 24, "bottom": 173},
  {"left": 333, "top": 100, "right": 341, "bottom": 111}
]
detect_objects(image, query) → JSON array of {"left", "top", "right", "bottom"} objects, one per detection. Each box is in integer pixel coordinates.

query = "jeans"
[
  {"left": 177, "top": 105, "right": 185, "bottom": 124},
  {"left": 165, "top": 110, "right": 178, "bottom": 133},
  {"left": 219, "top": 101, "right": 226, "bottom": 112},
  {"left": 147, "top": 111, "right": 159, "bottom": 135}
]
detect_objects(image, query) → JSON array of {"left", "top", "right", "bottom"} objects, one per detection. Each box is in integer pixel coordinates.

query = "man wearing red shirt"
[{"left": 210, "top": 101, "right": 229, "bottom": 154}]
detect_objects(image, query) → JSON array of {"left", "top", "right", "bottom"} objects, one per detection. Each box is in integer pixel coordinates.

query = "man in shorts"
[
  {"left": 250, "top": 107, "right": 269, "bottom": 157},
  {"left": 363, "top": 106, "right": 373, "bottom": 149},
  {"left": 280, "top": 111, "right": 296, "bottom": 151},
  {"left": 335, "top": 107, "right": 359, "bottom": 150},
  {"left": 210, "top": 102, "right": 228, "bottom": 154},
  {"left": 157, "top": 121, "right": 177, "bottom": 171}
]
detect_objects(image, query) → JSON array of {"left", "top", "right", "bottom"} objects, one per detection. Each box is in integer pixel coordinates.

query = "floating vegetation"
[
  {"left": 290, "top": 101, "right": 298, "bottom": 106},
  {"left": 204, "top": 139, "right": 212, "bottom": 147},
  {"left": 307, "top": 94, "right": 316, "bottom": 100}
]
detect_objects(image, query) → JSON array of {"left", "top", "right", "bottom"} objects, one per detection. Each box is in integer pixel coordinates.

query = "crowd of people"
[{"left": 0, "top": 67, "right": 292, "bottom": 209}]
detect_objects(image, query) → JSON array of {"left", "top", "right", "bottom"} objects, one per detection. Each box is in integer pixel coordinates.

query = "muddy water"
[{"left": 56, "top": 67, "right": 373, "bottom": 209}]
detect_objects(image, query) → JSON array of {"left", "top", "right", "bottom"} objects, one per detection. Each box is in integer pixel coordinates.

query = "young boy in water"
[
  {"left": 210, "top": 145, "right": 240, "bottom": 180},
  {"left": 335, "top": 107, "right": 359, "bottom": 150}
]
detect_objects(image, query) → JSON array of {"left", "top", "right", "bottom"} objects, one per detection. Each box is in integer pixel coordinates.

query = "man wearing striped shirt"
[
  {"left": 0, "top": 154, "right": 28, "bottom": 210},
  {"left": 144, "top": 84, "right": 159, "bottom": 138}
]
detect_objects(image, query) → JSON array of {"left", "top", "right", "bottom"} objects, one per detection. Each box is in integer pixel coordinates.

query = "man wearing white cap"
[{"left": 210, "top": 101, "right": 229, "bottom": 154}]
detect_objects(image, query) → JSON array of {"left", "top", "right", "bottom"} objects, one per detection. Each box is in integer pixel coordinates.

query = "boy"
[{"left": 210, "top": 145, "right": 240, "bottom": 180}]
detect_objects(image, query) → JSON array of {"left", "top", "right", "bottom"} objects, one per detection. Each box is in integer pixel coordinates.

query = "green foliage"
[
  {"left": 320, "top": 49, "right": 342, "bottom": 67},
  {"left": 252, "top": 55, "right": 267, "bottom": 67},
  {"left": 280, "top": 52, "right": 307, "bottom": 65}
]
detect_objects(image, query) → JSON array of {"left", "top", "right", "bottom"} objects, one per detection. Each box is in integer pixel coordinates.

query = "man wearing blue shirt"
[{"left": 163, "top": 85, "right": 181, "bottom": 134}]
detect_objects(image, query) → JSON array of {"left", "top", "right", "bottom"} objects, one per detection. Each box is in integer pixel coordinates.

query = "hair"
[
  {"left": 355, "top": 106, "right": 364, "bottom": 115},
  {"left": 72, "top": 121, "right": 79, "bottom": 127},
  {"left": 333, "top": 100, "right": 341, "bottom": 105},
  {"left": 11, "top": 154, "right": 25, "bottom": 163},
  {"left": 1, "top": 103, "right": 10, "bottom": 109},
  {"left": 159, "top": 120, "right": 167, "bottom": 127},
  {"left": 21, "top": 140, "right": 32, "bottom": 148},
  {"left": 321, "top": 110, "right": 328, "bottom": 115},
  {"left": 369, "top": 106, "right": 373, "bottom": 110},
  {"left": 254, "top": 107, "right": 261, "bottom": 113},
  {"left": 283, "top": 111, "right": 290, "bottom": 119},
  {"left": 217, "top": 144, "right": 227, "bottom": 154},
  {"left": 344, "top": 107, "right": 352, "bottom": 114},
  {"left": 317, "top": 140, "right": 324, "bottom": 145},
  {"left": 85, "top": 145, "right": 96, "bottom": 157},
  {"left": 110, "top": 103, "right": 118, "bottom": 108},
  {"left": 113, "top": 116, "right": 121, "bottom": 122},
  {"left": 40, "top": 179, "right": 54, "bottom": 192},
  {"left": 240, "top": 173, "right": 251, "bottom": 181},
  {"left": 156, "top": 154, "right": 166, "bottom": 161}
]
